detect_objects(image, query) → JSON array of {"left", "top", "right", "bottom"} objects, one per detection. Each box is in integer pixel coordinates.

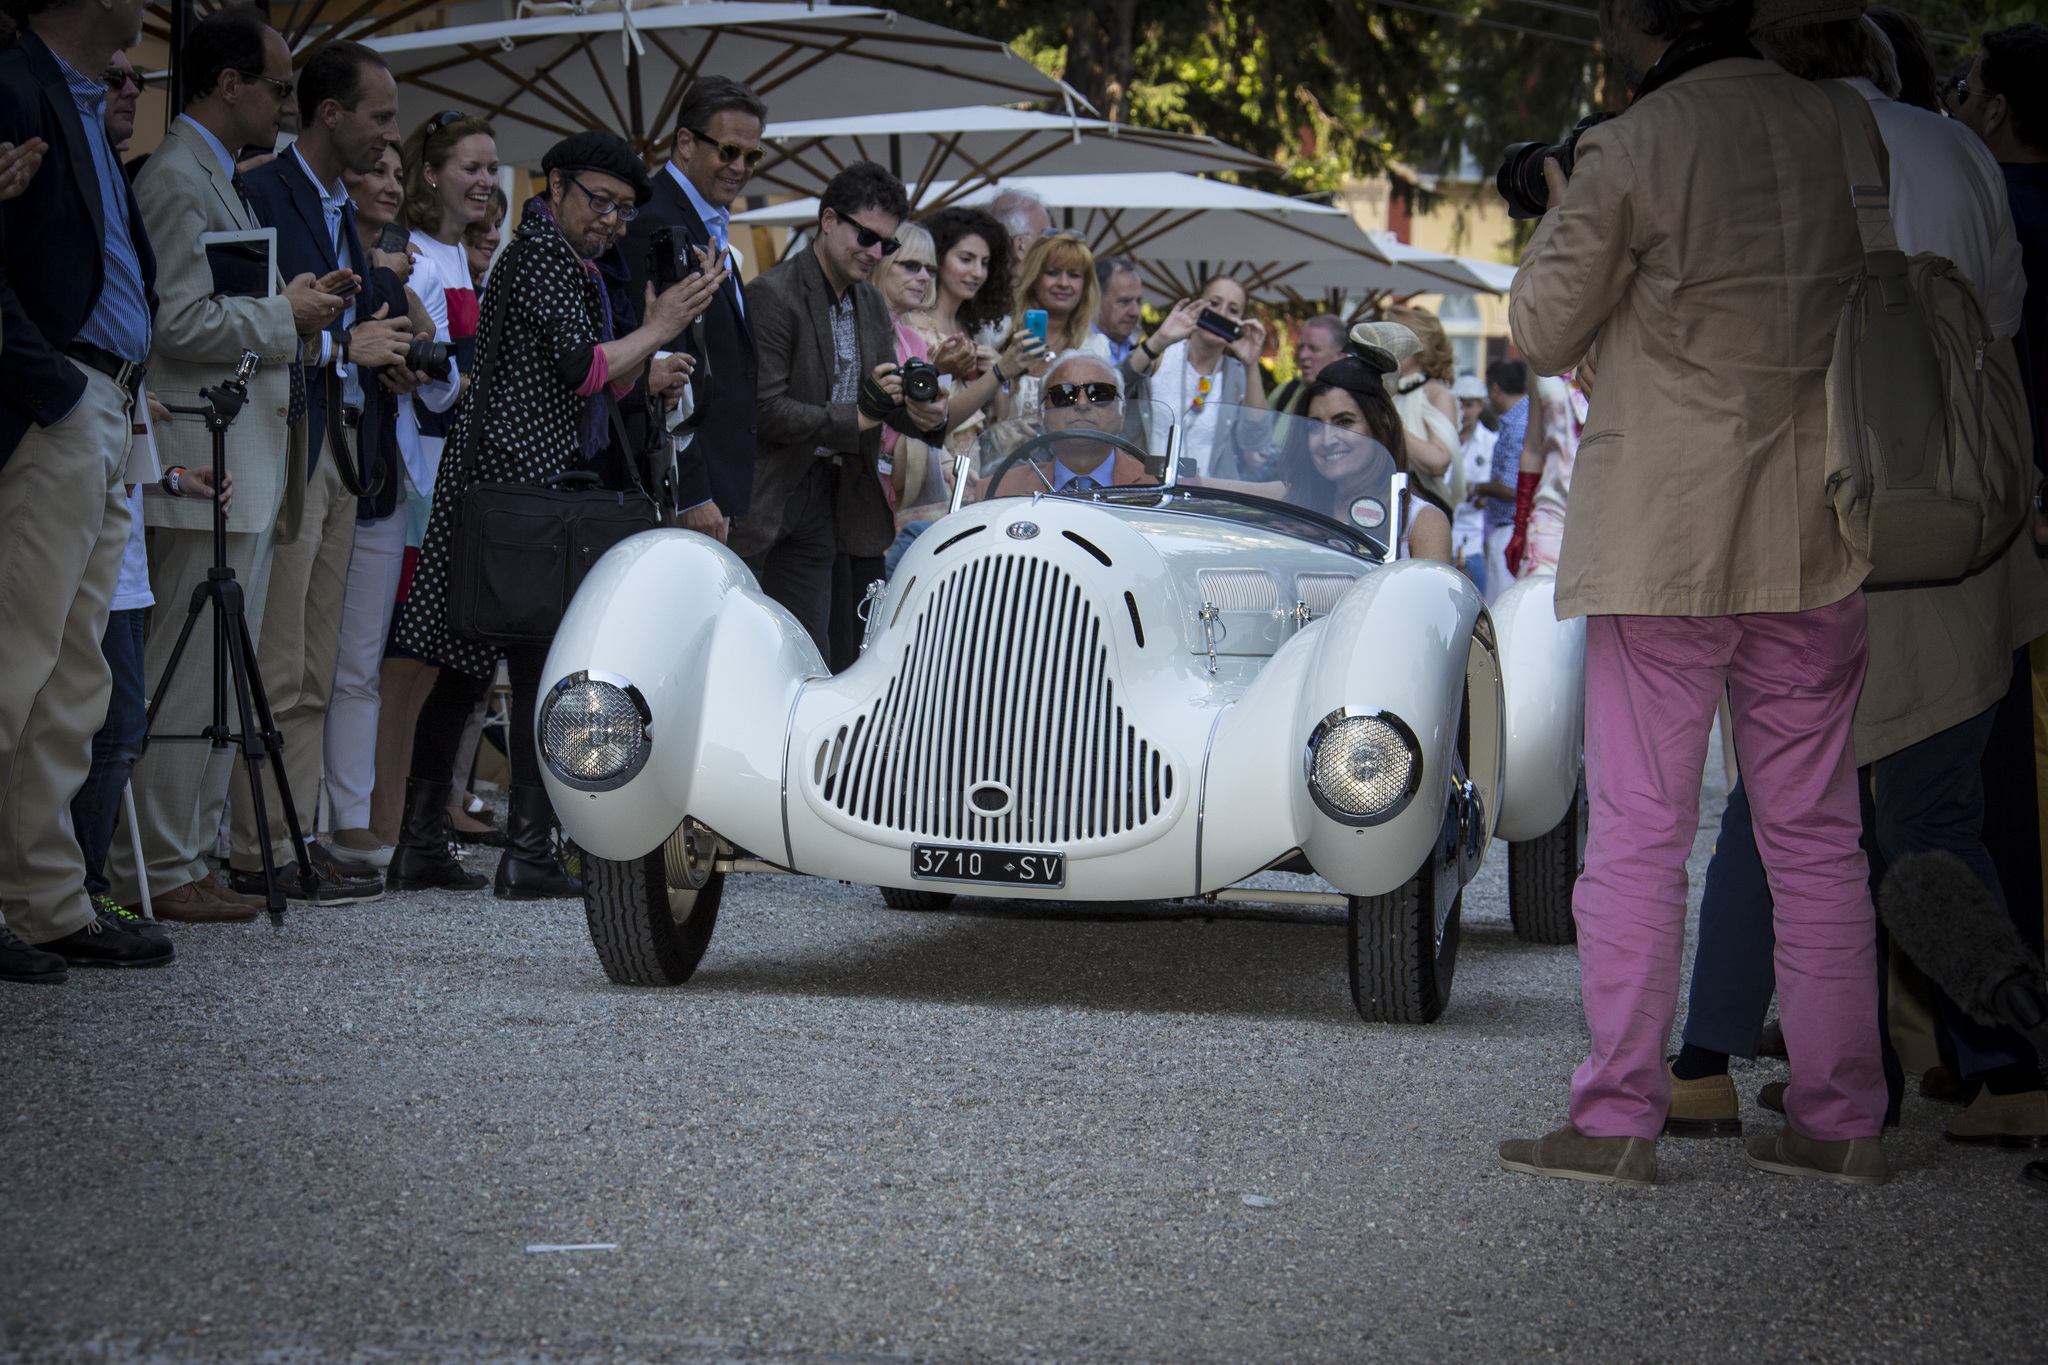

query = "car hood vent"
[{"left": 816, "top": 552, "right": 1174, "bottom": 846}]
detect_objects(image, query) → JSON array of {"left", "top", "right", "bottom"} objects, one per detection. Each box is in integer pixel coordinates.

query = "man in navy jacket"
[
  {"left": 622, "top": 75, "right": 765, "bottom": 541},
  {"left": 235, "top": 38, "right": 414, "bottom": 904},
  {"left": 0, "top": 0, "right": 169, "bottom": 981}
]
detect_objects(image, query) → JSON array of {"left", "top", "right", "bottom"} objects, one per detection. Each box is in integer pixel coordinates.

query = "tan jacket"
[
  {"left": 1510, "top": 59, "right": 1869, "bottom": 619},
  {"left": 133, "top": 119, "right": 304, "bottom": 544}
]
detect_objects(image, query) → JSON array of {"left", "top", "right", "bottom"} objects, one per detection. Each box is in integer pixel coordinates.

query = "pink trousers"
[{"left": 1571, "top": 594, "right": 1886, "bottom": 1142}]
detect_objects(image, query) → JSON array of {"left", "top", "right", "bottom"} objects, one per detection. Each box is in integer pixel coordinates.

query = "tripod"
[{"left": 138, "top": 350, "right": 315, "bottom": 919}]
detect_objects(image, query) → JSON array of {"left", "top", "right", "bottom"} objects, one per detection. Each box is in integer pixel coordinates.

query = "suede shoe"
[
  {"left": 1663, "top": 1060, "right": 1742, "bottom": 1138},
  {"left": 1945, "top": 1088, "right": 2048, "bottom": 1148},
  {"left": 193, "top": 871, "right": 266, "bottom": 910},
  {"left": 1747, "top": 1128, "right": 1886, "bottom": 1185},
  {"left": 95, "top": 896, "right": 171, "bottom": 951},
  {"left": 41, "top": 909, "right": 175, "bottom": 969},
  {"left": 136, "top": 879, "right": 259, "bottom": 923},
  {"left": 0, "top": 922, "right": 68, "bottom": 984},
  {"left": 1499, "top": 1124, "right": 1656, "bottom": 1186}
]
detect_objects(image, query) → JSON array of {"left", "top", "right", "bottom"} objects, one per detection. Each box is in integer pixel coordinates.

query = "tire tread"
[{"left": 584, "top": 850, "right": 722, "bottom": 986}]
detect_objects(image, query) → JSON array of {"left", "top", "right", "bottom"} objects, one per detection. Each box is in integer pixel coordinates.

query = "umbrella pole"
[{"left": 168, "top": 0, "right": 195, "bottom": 112}]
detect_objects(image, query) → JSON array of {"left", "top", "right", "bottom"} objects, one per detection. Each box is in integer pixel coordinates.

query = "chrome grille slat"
[{"left": 819, "top": 552, "right": 1172, "bottom": 847}]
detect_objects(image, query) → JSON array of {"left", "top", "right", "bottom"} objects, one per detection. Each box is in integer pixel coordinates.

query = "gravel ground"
[{"left": 4, "top": 748, "right": 2046, "bottom": 1365}]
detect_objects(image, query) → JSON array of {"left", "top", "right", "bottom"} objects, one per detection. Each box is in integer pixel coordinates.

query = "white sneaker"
[{"left": 328, "top": 829, "right": 394, "bottom": 869}]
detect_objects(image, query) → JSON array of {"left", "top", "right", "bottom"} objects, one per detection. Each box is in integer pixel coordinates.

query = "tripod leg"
[
  {"left": 139, "top": 583, "right": 218, "bottom": 752},
  {"left": 233, "top": 610, "right": 316, "bottom": 885},
  {"left": 221, "top": 612, "right": 288, "bottom": 918}
]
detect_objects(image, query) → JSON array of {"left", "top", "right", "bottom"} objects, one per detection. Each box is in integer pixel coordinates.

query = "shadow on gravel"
[{"left": 688, "top": 907, "right": 1361, "bottom": 1022}]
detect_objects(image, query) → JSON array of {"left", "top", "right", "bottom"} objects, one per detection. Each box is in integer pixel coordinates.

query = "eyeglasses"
[
  {"left": 426, "top": 109, "right": 468, "bottom": 136},
  {"left": 236, "top": 69, "right": 294, "bottom": 100},
  {"left": 569, "top": 175, "right": 638, "bottom": 222},
  {"left": 894, "top": 259, "right": 934, "bottom": 276},
  {"left": 834, "top": 215, "right": 900, "bottom": 255},
  {"left": 101, "top": 67, "right": 142, "bottom": 93},
  {"left": 689, "top": 133, "right": 765, "bottom": 168},
  {"left": 1044, "top": 381, "right": 1120, "bottom": 408},
  {"left": 1039, "top": 227, "right": 1089, "bottom": 244}
]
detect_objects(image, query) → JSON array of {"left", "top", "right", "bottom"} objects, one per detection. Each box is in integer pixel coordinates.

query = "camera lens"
[
  {"left": 1496, "top": 141, "right": 1557, "bottom": 221},
  {"left": 405, "top": 338, "right": 453, "bottom": 382},
  {"left": 901, "top": 359, "right": 939, "bottom": 404}
]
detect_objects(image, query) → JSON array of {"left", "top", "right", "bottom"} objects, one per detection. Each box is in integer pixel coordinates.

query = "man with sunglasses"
[
  {"left": 623, "top": 75, "right": 769, "bottom": 548},
  {"left": 734, "top": 160, "right": 947, "bottom": 667},
  {"left": 111, "top": 6, "right": 352, "bottom": 924},
  {"left": 984, "top": 353, "right": 1157, "bottom": 498},
  {"left": 0, "top": 0, "right": 171, "bottom": 977}
]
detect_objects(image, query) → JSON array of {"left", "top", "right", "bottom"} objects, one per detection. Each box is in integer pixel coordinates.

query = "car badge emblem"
[
  {"left": 1349, "top": 497, "right": 1387, "bottom": 530},
  {"left": 1007, "top": 521, "right": 1040, "bottom": 540}
]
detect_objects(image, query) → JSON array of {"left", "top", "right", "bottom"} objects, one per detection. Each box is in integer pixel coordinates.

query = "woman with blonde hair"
[
  {"left": 1360, "top": 307, "right": 1461, "bottom": 509},
  {"left": 1001, "top": 231, "right": 1110, "bottom": 416}
]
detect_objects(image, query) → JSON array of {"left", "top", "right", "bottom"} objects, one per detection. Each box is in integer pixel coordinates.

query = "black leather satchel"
[{"left": 444, "top": 238, "right": 661, "bottom": 645}]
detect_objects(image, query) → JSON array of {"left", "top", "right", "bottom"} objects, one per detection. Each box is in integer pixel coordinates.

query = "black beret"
[{"left": 541, "top": 131, "right": 655, "bottom": 206}]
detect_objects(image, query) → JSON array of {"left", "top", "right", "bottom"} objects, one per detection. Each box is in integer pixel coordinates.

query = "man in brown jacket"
[
  {"left": 736, "top": 161, "right": 946, "bottom": 665},
  {"left": 1499, "top": 0, "right": 1888, "bottom": 1187}
]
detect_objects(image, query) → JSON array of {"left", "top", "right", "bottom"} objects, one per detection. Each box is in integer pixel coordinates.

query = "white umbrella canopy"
[
  {"left": 361, "top": 2, "right": 1082, "bottom": 169},
  {"left": 752, "top": 107, "right": 1277, "bottom": 206}
]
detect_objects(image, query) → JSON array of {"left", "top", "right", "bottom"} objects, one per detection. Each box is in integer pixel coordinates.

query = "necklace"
[{"left": 1182, "top": 347, "right": 1217, "bottom": 415}]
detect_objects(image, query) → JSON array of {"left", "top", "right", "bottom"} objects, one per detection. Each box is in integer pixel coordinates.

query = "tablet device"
[{"left": 198, "top": 227, "right": 277, "bottom": 300}]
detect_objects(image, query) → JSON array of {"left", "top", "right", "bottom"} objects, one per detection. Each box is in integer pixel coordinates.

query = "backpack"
[{"left": 1819, "top": 80, "right": 2034, "bottom": 588}]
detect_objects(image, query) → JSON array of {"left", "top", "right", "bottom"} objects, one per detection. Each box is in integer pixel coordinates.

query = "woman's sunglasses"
[
  {"left": 425, "top": 109, "right": 468, "bottom": 136},
  {"left": 894, "top": 258, "right": 935, "bottom": 276},
  {"left": 1045, "top": 381, "right": 1120, "bottom": 408}
]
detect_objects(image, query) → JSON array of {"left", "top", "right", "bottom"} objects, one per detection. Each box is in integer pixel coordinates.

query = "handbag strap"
[
  {"left": 452, "top": 234, "right": 526, "bottom": 489},
  {"left": 1821, "top": 80, "right": 1900, "bottom": 257}
]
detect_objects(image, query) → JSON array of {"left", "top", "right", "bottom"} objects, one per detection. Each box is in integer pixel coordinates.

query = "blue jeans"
[
  {"left": 1457, "top": 552, "right": 1486, "bottom": 595},
  {"left": 885, "top": 520, "right": 933, "bottom": 577},
  {"left": 68, "top": 608, "right": 148, "bottom": 899},
  {"left": 1683, "top": 698, "right": 2031, "bottom": 1082}
]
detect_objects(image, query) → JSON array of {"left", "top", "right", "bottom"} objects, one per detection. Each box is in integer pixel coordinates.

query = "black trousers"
[
  {"left": 830, "top": 550, "right": 886, "bottom": 674},
  {"left": 746, "top": 459, "right": 836, "bottom": 664},
  {"left": 408, "top": 646, "right": 547, "bottom": 790}
]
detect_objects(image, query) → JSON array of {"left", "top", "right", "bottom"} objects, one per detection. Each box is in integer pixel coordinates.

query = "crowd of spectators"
[{"left": 0, "top": 0, "right": 2043, "bottom": 1191}]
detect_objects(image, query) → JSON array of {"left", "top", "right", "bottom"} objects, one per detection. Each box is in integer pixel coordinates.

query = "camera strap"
[
  {"left": 1631, "top": 28, "right": 1758, "bottom": 101},
  {"left": 322, "top": 366, "right": 383, "bottom": 499}
]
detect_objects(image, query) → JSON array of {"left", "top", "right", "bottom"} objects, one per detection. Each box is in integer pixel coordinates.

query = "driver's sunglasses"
[
  {"left": 102, "top": 66, "right": 144, "bottom": 92},
  {"left": 570, "top": 175, "right": 639, "bottom": 222},
  {"left": 845, "top": 219, "right": 901, "bottom": 255},
  {"left": 1945, "top": 75, "right": 1973, "bottom": 105},
  {"left": 1045, "top": 381, "right": 1120, "bottom": 408}
]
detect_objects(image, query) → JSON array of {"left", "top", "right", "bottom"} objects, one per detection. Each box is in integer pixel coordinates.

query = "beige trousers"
[
  {"left": 0, "top": 367, "right": 133, "bottom": 943},
  {"left": 106, "top": 510, "right": 279, "bottom": 903},
  {"left": 229, "top": 451, "right": 355, "bottom": 865}
]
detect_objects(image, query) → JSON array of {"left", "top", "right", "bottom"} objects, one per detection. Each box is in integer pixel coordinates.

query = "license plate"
[{"left": 911, "top": 843, "right": 1066, "bottom": 888}]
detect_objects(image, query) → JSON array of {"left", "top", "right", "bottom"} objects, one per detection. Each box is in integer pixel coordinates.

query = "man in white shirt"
[{"left": 1450, "top": 373, "right": 1494, "bottom": 591}]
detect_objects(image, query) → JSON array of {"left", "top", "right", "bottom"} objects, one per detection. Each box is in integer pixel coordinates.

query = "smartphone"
[
  {"left": 378, "top": 222, "right": 409, "bottom": 255},
  {"left": 1196, "top": 308, "right": 1242, "bottom": 344},
  {"left": 1024, "top": 308, "right": 1049, "bottom": 345},
  {"left": 648, "top": 226, "right": 683, "bottom": 286},
  {"left": 331, "top": 274, "right": 362, "bottom": 299}
]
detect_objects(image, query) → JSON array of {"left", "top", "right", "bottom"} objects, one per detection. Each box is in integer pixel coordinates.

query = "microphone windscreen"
[{"left": 1878, "top": 851, "right": 2046, "bottom": 1031}]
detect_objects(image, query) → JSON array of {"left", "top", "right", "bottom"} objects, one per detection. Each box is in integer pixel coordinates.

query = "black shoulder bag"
[{"left": 444, "top": 238, "right": 662, "bottom": 645}]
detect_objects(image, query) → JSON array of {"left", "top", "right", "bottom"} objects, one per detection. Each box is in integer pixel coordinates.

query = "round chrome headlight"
[
  {"left": 1305, "top": 709, "right": 1422, "bottom": 826},
  {"left": 539, "top": 670, "right": 651, "bottom": 792}
]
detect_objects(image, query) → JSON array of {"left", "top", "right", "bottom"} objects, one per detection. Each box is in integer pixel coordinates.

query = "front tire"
[
  {"left": 583, "top": 819, "right": 724, "bottom": 986},
  {"left": 1349, "top": 814, "right": 1462, "bottom": 1024},
  {"left": 1508, "top": 770, "right": 1586, "bottom": 945},
  {"left": 880, "top": 886, "right": 957, "bottom": 911}
]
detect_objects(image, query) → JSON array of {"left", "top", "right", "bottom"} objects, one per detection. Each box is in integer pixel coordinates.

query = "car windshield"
[{"left": 952, "top": 395, "right": 1398, "bottom": 558}]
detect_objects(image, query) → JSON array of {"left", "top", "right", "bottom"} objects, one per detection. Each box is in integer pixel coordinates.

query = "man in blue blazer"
[
  {"left": 0, "top": 0, "right": 170, "bottom": 979},
  {"left": 235, "top": 38, "right": 415, "bottom": 904},
  {"left": 622, "top": 75, "right": 765, "bottom": 543}
]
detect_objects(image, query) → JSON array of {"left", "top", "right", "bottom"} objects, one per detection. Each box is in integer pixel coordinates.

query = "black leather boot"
[
  {"left": 495, "top": 784, "right": 583, "bottom": 900},
  {"left": 388, "top": 778, "right": 487, "bottom": 891}
]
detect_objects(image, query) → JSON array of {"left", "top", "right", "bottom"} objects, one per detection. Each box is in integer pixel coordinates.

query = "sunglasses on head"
[
  {"left": 832, "top": 213, "right": 900, "bottom": 255},
  {"left": 1045, "top": 381, "right": 1120, "bottom": 408},
  {"left": 425, "top": 109, "right": 467, "bottom": 136},
  {"left": 1039, "top": 227, "right": 1088, "bottom": 244}
]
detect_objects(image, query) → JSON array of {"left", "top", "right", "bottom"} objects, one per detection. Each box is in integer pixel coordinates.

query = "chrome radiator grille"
[{"left": 814, "top": 553, "right": 1174, "bottom": 845}]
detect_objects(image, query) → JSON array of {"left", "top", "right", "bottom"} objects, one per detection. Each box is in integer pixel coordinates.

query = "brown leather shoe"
[
  {"left": 1500, "top": 1124, "right": 1656, "bottom": 1186},
  {"left": 132, "top": 880, "right": 258, "bottom": 923},
  {"left": 1664, "top": 1061, "right": 1742, "bottom": 1138},
  {"left": 1758, "top": 1019, "right": 1788, "bottom": 1059},
  {"left": 1920, "top": 1065, "right": 1964, "bottom": 1101},
  {"left": 194, "top": 872, "right": 266, "bottom": 910},
  {"left": 1747, "top": 1128, "right": 1886, "bottom": 1185},
  {"left": 1758, "top": 1081, "right": 1787, "bottom": 1114}
]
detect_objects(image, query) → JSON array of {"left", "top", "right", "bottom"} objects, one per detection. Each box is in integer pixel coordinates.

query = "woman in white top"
[
  {"left": 1358, "top": 310, "right": 1460, "bottom": 510},
  {"left": 999, "top": 231, "right": 1111, "bottom": 418},
  {"left": 1124, "top": 274, "right": 1271, "bottom": 477}
]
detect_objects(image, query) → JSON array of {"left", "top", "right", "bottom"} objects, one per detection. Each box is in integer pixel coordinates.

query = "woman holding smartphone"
[
  {"left": 999, "top": 231, "right": 1110, "bottom": 418},
  {"left": 1124, "top": 273, "right": 1271, "bottom": 477}
]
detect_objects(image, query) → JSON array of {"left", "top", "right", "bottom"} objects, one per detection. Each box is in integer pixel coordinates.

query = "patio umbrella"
[
  {"left": 360, "top": 2, "right": 1083, "bottom": 169},
  {"left": 752, "top": 106, "right": 1276, "bottom": 208}
]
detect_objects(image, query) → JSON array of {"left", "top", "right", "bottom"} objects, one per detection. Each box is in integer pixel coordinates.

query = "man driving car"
[{"left": 984, "top": 353, "right": 1160, "bottom": 497}]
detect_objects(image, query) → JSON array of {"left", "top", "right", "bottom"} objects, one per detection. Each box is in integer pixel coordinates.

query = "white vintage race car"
[{"left": 536, "top": 397, "right": 1586, "bottom": 1023}]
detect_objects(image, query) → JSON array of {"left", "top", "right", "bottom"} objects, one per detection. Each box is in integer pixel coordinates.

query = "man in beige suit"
[
  {"left": 1497, "top": 0, "right": 1887, "bottom": 1187},
  {"left": 107, "top": 6, "right": 344, "bottom": 922}
]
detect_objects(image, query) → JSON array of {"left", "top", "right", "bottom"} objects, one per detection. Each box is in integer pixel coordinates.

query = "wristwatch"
[
  {"left": 160, "top": 466, "right": 183, "bottom": 497},
  {"left": 1139, "top": 336, "right": 1160, "bottom": 361}
]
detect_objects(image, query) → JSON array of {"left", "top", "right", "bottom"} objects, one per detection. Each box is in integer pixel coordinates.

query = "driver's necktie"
[{"left": 1069, "top": 476, "right": 1099, "bottom": 491}]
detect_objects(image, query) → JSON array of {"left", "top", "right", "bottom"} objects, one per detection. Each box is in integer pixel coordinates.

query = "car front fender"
[{"left": 1491, "top": 572, "right": 1586, "bottom": 843}]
